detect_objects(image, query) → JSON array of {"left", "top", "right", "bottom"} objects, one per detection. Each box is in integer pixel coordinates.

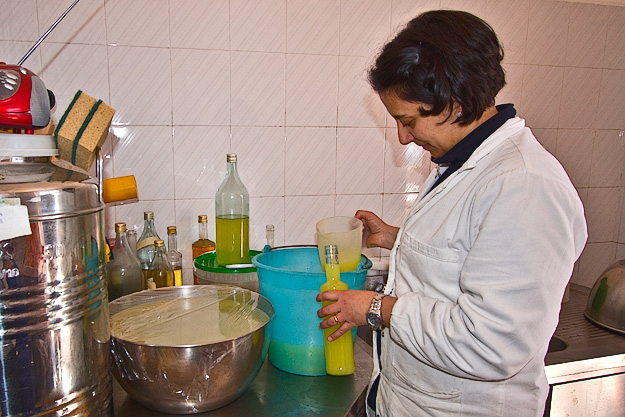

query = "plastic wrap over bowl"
[
  {"left": 109, "top": 285, "right": 274, "bottom": 414},
  {"left": 585, "top": 259, "right": 625, "bottom": 334}
]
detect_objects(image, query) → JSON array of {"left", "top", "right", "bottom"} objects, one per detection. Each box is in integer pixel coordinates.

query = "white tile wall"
[{"left": 3, "top": 0, "right": 625, "bottom": 286}]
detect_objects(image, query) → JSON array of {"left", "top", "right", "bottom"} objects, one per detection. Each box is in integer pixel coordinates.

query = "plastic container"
[
  {"left": 252, "top": 247, "right": 371, "bottom": 376},
  {"left": 316, "top": 216, "right": 363, "bottom": 272},
  {"left": 195, "top": 250, "right": 261, "bottom": 292}
]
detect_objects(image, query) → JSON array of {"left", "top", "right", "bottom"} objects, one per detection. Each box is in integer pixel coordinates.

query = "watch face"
[
  {"left": 367, "top": 312, "right": 381, "bottom": 328},
  {"left": 374, "top": 282, "right": 385, "bottom": 293}
]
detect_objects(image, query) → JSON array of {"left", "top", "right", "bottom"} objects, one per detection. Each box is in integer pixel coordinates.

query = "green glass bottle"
[{"left": 215, "top": 153, "right": 250, "bottom": 266}]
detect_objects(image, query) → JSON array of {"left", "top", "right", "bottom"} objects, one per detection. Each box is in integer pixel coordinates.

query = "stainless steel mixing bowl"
[
  {"left": 585, "top": 259, "right": 625, "bottom": 334},
  {"left": 109, "top": 285, "right": 274, "bottom": 414}
]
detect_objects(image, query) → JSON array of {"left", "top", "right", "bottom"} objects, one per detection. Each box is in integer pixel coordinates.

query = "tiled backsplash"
[{"left": 2, "top": 0, "right": 624, "bottom": 286}]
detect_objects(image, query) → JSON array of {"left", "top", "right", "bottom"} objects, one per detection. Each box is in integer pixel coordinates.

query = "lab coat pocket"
[
  {"left": 389, "top": 357, "right": 461, "bottom": 415},
  {"left": 396, "top": 233, "right": 462, "bottom": 301}
]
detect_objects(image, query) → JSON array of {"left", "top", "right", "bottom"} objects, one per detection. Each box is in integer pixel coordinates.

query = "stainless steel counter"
[
  {"left": 544, "top": 284, "right": 625, "bottom": 416},
  {"left": 114, "top": 336, "right": 373, "bottom": 417}
]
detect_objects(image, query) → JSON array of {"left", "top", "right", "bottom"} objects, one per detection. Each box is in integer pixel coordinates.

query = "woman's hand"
[
  {"left": 316, "top": 290, "right": 375, "bottom": 341},
  {"left": 355, "top": 210, "right": 399, "bottom": 250}
]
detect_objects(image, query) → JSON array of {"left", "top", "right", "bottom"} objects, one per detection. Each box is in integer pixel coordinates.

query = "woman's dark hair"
[{"left": 369, "top": 10, "right": 505, "bottom": 125}]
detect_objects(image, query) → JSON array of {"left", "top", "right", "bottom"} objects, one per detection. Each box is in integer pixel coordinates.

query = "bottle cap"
[
  {"left": 154, "top": 239, "right": 165, "bottom": 247},
  {"left": 144, "top": 211, "right": 154, "bottom": 220},
  {"left": 198, "top": 215, "right": 208, "bottom": 223},
  {"left": 167, "top": 226, "right": 177, "bottom": 234},
  {"left": 115, "top": 222, "right": 127, "bottom": 233},
  {"left": 227, "top": 153, "right": 237, "bottom": 163}
]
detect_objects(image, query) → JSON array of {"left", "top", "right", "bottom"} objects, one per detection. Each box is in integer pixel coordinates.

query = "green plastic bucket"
[
  {"left": 194, "top": 250, "right": 261, "bottom": 292},
  {"left": 252, "top": 247, "right": 371, "bottom": 376}
]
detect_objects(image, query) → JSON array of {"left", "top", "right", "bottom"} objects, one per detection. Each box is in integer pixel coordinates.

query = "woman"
[{"left": 317, "top": 10, "right": 587, "bottom": 417}]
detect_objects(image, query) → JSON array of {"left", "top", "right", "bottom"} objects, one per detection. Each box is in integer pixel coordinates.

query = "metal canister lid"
[
  {"left": 227, "top": 153, "right": 237, "bottom": 163},
  {"left": 198, "top": 214, "right": 208, "bottom": 223},
  {"left": 154, "top": 240, "right": 165, "bottom": 247},
  {"left": 115, "top": 222, "right": 127, "bottom": 233},
  {"left": 167, "top": 226, "right": 176, "bottom": 234}
]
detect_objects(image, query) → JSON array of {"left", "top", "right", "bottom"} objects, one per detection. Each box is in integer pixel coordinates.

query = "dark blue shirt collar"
[{"left": 425, "top": 104, "right": 516, "bottom": 195}]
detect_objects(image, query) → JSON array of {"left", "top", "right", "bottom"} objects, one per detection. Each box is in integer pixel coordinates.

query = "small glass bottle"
[
  {"left": 266, "top": 224, "right": 275, "bottom": 248},
  {"left": 137, "top": 211, "right": 161, "bottom": 283},
  {"left": 192, "top": 214, "right": 216, "bottom": 285},
  {"left": 146, "top": 239, "right": 174, "bottom": 289},
  {"left": 106, "top": 223, "right": 144, "bottom": 300},
  {"left": 167, "top": 226, "right": 183, "bottom": 286},
  {"left": 215, "top": 153, "right": 250, "bottom": 266},
  {"left": 126, "top": 228, "right": 138, "bottom": 254},
  {"left": 320, "top": 244, "right": 355, "bottom": 376}
]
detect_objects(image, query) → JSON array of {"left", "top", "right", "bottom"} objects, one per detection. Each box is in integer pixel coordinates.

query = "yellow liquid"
[
  {"left": 147, "top": 269, "right": 174, "bottom": 288},
  {"left": 192, "top": 239, "right": 216, "bottom": 284},
  {"left": 173, "top": 267, "right": 182, "bottom": 286},
  {"left": 320, "top": 263, "right": 354, "bottom": 376},
  {"left": 216, "top": 215, "right": 249, "bottom": 266},
  {"left": 322, "top": 256, "right": 360, "bottom": 272}
]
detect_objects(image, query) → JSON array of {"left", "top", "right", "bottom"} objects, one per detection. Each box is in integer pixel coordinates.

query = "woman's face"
[{"left": 380, "top": 91, "right": 466, "bottom": 159}]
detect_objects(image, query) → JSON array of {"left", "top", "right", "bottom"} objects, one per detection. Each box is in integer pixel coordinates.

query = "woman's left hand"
[{"left": 316, "top": 290, "right": 376, "bottom": 341}]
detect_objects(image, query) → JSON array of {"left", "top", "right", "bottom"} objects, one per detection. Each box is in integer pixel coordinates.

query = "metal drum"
[{"left": 0, "top": 138, "right": 112, "bottom": 416}]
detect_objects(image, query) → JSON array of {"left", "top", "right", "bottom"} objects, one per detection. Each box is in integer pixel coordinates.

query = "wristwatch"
[{"left": 367, "top": 283, "right": 386, "bottom": 330}]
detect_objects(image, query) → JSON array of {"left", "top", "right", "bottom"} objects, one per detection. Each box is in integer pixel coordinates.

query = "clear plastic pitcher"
[{"left": 316, "top": 216, "right": 363, "bottom": 272}]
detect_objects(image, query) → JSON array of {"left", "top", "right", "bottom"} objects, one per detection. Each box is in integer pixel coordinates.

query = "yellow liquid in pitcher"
[
  {"left": 320, "top": 264, "right": 354, "bottom": 376},
  {"left": 216, "top": 215, "right": 249, "bottom": 266}
]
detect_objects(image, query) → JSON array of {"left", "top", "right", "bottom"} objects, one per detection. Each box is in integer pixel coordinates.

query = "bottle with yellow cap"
[
  {"left": 192, "top": 215, "right": 216, "bottom": 284},
  {"left": 106, "top": 222, "right": 143, "bottom": 300},
  {"left": 146, "top": 240, "right": 174, "bottom": 289},
  {"left": 167, "top": 226, "right": 183, "bottom": 286}
]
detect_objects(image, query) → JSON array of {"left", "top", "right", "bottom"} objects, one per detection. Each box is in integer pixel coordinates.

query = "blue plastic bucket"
[{"left": 252, "top": 246, "right": 371, "bottom": 376}]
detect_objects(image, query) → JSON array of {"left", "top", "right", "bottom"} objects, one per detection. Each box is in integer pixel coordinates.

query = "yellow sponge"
[{"left": 54, "top": 90, "right": 115, "bottom": 171}]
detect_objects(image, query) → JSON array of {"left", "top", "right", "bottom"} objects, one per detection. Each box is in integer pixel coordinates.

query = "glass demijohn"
[{"left": 215, "top": 154, "right": 250, "bottom": 266}]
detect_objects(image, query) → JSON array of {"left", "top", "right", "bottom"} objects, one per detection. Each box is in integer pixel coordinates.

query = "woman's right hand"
[{"left": 355, "top": 210, "right": 399, "bottom": 250}]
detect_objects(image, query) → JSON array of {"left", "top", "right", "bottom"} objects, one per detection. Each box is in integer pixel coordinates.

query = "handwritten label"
[{"left": 0, "top": 203, "right": 31, "bottom": 241}]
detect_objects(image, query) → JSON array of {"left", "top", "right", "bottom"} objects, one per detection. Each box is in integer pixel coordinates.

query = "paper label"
[
  {"left": 136, "top": 236, "right": 158, "bottom": 251},
  {"left": 0, "top": 203, "right": 31, "bottom": 241}
]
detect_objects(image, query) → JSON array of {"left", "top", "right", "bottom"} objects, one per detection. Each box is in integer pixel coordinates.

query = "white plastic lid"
[{"left": 0, "top": 134, "right": 58, "bottom": 157}]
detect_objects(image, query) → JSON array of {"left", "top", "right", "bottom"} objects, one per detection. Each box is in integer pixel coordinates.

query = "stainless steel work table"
[{"left": 114, "top": 336, "right": 373, "bottom": 416}]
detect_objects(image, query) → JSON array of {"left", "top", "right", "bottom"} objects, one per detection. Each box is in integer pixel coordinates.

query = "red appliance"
[{"left": 0, "top": 63, "right": 51, "bottom": 130}]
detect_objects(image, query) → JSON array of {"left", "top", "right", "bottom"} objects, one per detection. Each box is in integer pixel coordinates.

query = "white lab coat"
[{"left": 367, "top": 117, "right": 587, "bottom": 417}]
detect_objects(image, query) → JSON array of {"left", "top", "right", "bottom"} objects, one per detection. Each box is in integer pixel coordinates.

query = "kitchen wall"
[{"left": 2, "top": 0, "right": 624, "bottom": 287}]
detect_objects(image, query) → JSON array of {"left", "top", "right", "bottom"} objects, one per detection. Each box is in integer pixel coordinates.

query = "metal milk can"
[{"left": 0, "top": 135, "right": 112, "bottom": 416}]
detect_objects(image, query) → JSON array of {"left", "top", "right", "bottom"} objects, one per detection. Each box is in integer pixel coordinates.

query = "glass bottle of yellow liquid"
[
  {"left": 192, "top": 215, "right": 216, "bottom": 284},
  {"left": 166, "top": 226, "right": 183, "bottom": 286},
  {"left": 215, "top": 153, "right": 249, "bottom": 266},
  {"left": 137, "top": 211, "right": 161, "bottom": 284},
  {"left": 320, "top": 244, "right": 355, "bottom": 376},
  {"left": 106, "top": 222, "right": 144, "bottom": 301},
  {"left": 146, "top": 240, "right": 174, "bottom": 288}
]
